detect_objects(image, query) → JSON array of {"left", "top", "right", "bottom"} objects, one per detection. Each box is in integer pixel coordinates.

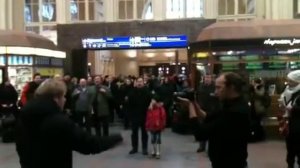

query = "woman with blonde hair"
[{"left": 15, "top": 79, "right": 122, "bottom": 168}]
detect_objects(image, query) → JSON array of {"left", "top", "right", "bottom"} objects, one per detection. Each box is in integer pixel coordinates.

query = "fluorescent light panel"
[{"left": 0, "top": 46, "right": 66, "bottom": 58}]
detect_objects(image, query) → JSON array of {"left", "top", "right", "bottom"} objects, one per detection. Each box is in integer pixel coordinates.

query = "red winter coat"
[{"left": 145, "top": 106, "right": 166, "bottom": 131}]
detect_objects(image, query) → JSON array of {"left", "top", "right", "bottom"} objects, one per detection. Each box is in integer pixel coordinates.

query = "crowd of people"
[{"left": 0, "top": 70, "right": 299, "bottom": 168}]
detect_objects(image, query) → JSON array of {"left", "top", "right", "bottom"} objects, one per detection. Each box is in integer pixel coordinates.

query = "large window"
[
  {"left": 166, "top": 0, "right": 204, "bottom": 19},
  {"left": 24, "top": 0, "right": 57, "bottom": 44},
  {"left": 117, "top": 0, "right": 153, "bottom": 20},
  {"left": 218, "top": 0, "right": 255, "bottom": 16},
  {"left": 118, "top": 0, "right": 134, "bottom": 19},
  {"left": 25, "top": 0, "right": 56, "bottom": 23},
  {"left": 70, "top": 0, "right": 102, "bottom": 21}
]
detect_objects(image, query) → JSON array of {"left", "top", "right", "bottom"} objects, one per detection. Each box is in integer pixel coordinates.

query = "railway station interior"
[{"left": 0, "top": 0, "right": 300, "bottom": 168}]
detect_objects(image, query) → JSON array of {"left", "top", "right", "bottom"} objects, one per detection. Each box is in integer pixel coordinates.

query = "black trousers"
[
  {"left": 122, "top": 104, "right": 130, "bottom": 129},
  {"left": 74, "top": 111, "right": 92, "bottom": 134},
  {"left": 131, "top": 121, "right": 148, "bottom": 151},
  {"left": 211, "top": 161, "right": 247, "bottom": 168},
  {"left": 286, "top": 137, "right": 300, "bottom": 167},
  {"left": 94, "top": 116, "right": 109, "bottom": 137}
]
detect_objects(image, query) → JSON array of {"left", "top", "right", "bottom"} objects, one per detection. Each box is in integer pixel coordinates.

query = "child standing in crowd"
[{"left": 145, "top": 97, "right": 166, "bottom": 159}]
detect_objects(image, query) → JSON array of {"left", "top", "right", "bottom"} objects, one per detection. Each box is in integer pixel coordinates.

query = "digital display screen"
[
  {"left": 219, "top": 56, "right": 239, "bottom": 61},
  {"left": 268, "top": 62, "right": 287, "bottom": 69},
  {"left": 222, "top": 63, "right": 239, "bottom": 70},
  {"left": 82, "top": 35, "right": 188, "bottom": 49},
  {"left": 246, "top": 62, "right": 263, "bottom": 70}
]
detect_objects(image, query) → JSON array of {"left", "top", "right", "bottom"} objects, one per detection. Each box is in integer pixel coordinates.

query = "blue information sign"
[{"left": 82, "top": 35, "right": 188, "bottom": 49}]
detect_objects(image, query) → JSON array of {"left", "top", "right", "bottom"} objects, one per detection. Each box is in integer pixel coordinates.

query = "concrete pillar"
[
  {"left": 153, "top": 0, "right": 165, "bottom": 20},
  {"left": 271, "top": 0, "right": 280, "bottom": 19},
  {"left": 104, "top": 0, "right": 115, "bottom": 22},
  {"left": 255, "top": 0, "right": 266, "bottom": 19},
  {"left": 265, "top": 0, "right": 272, "bottom": 19},
  {"left": 56, "top": 0, "right": 68, "bottom": 23},
  {"left": 0, "top": 0, "right": 7, "bottom": 29},
  {"left": 12, "top": 0, "right": 25, "bottom": 31}
]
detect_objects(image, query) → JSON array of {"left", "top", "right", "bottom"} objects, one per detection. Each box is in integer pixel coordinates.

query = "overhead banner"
[{"left": 82, "top": 35, "right": 188, "bottom": 49}]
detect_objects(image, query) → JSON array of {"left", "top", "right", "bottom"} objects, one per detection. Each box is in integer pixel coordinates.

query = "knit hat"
[{"left": 287, "top": 70, "right": 300, "bottom": 83}]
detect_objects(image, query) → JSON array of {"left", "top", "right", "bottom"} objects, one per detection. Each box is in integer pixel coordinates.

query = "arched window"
[
  {"left": 142, "top": 0, "right": 153, "bottom": 20},
  {"left": 166, "top": 0, "right": 204, "bottom": 19}
]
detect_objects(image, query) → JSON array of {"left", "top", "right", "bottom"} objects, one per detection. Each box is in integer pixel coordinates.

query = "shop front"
[
  {"left": 0, "top": 30, "right": 66, "bottom": 92},
  {"left": 190, "top": 20, "right": 300, "bottom": 93},
  {"left": 5, "top": 55, "right": 64, "bottom": 92},
  {"left": 190, "top": 20, "right": 300, "bottom": 138}
]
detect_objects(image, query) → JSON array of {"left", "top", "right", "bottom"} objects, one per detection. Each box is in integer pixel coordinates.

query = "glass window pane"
[
  {"left": 32, "top": 4, "right": 40, "bottom": 22},
  {"left": 95, "top": 0, "right": 105, "bottom": 21},
  {"left": 70, "top": 0, "right": 79, "bottom": 21},
  {"left": 42, "top": 25, "right": 56, "bottom": 31},
  {"left": 118, "top": 0, "right": 126, "bottom": 19},
  {"left": 238, "top": 0, "right": 246, "bottom": 14},
  {"left": 227, "top": 0, "right": 235, "bottom": 15},
  {"left": 218, "top": 0, "right": 226, "bottom": 15},
  {"left": 24, "top": 5, "right": 32, "bottom": 23},
  {"left": 25, "top": 26, "right": 39, "bottom": 34},
  {"left": 89, "top": 2, "right": 95, "bottom": 20},
  {"left": 137, "top": 0, "right": 150, "bottom": 19},
  {"left": 166, "top": 0, "right": 184, "bottom": 19},
  {"left": 127, "top": 0, "right": 134, "bottom": 19},
  {"left": 187, "top": 0, "right": 204, "bottom": 18},
  {"left": 144, "top": 2, "right": 153, "bottom": 19},
  {"left": 79, "top": 2, "right": 85, "bottom": 20},
  {"left": 41, "top": 0, "right": 56, "bottom": 22},
  {"left": 246, "top": 0, "right": 255, "bottom": 14}
]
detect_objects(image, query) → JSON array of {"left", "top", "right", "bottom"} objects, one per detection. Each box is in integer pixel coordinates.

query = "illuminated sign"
[
  {"left": 82, "top": 35, "right": 188, "bottom": 49},
  {"left": 264, "top": 38, "right": 300, "bottom": 46}
]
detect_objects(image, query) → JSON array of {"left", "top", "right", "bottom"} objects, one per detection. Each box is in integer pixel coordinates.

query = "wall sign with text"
[
  {"left": 82, "top": 35, "right": 188, "bottom": 49},
  {"left": 264, "top": 38, "right": 300, "bottom": 46}
]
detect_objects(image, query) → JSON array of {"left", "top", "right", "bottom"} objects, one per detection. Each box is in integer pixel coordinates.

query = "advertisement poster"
[
  {"left": 8, "top": 67, "right": 33, "bottom": 92},
  {"left": 34, "top": 67, "right": 63, "bottom": 77}
]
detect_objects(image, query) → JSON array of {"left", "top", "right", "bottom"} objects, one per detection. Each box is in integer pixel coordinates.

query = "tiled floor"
[{"left": 0, "top": 126, "right": 289, "bottom": 168}]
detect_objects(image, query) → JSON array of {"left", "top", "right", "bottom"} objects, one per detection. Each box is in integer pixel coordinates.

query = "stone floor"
[{"left": 0, "top": 126, "right": 291, "bottom": 168}]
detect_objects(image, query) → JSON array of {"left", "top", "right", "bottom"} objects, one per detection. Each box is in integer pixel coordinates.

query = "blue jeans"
[{"left": 151, "top": 131, "right": 161, "bottom": 144}]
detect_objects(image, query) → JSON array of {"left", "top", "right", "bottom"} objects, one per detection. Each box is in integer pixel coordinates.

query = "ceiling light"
[
  {"left": 145, "top": 53, "right": 155, "bottom": 58},
  {"left": 127, "top": 50, "right": 137, "bottom": 58},
  {"left": 165, "top": 52, "right": 175, "bottom": 57}
]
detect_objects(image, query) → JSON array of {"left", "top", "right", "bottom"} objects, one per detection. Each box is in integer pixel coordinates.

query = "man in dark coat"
[
  {"left": 190, "top": 72, "right": 250, "bottom": 168},
  {"left": 197, "top": 75, "right": 218, "bottom": 152},
  {"left": 127, "top": 77, "right": 152, "bottom": 155},
  {"left": 15, "top": 79, "right": 122, "bottom": 168}
]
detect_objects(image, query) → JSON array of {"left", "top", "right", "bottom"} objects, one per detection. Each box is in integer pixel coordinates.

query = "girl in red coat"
[{"left": 145, "top": 98, "right": 166, "bottom": 159}]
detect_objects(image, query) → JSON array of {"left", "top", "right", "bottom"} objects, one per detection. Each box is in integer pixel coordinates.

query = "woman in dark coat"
[{"left": 0, "top": 78, "right": 18, "bottom": 116}]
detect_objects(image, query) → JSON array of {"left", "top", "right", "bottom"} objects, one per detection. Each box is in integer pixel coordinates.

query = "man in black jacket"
[
  {"left": 190, "top": 72, "right": 250, "bottom": 168},
  {"left": 15, "top": 79, "right": 122, "bottom": 168},
  {"left": 127, "top": 77, "right": 152, "bottom": 155}
]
